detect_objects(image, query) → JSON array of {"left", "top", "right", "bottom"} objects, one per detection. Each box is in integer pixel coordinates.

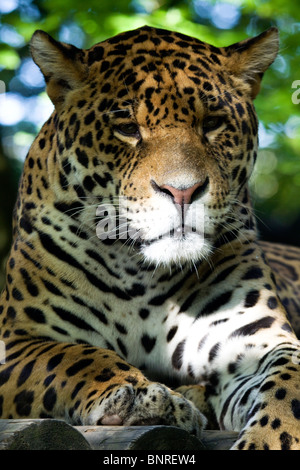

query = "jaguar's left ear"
[
  {"left": 31, "top": 30, "right": 88, "bottom": 110},
  {"left": 224, "top": 27, "right": 279, "bottom": 99}
]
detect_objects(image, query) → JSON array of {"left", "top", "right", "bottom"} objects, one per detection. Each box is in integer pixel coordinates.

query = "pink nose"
[{"left": 160, "top": 181, "right": 206, "bottom": 206}]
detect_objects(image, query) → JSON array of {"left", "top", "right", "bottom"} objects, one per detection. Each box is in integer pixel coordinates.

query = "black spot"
[
  {"left": 244, "top": 290, "right": 260, "bottom": 308},
  {"left": 100, "top": 60, "right": 110, "bottom": 73},
  {"left": 75, "top": 148, "right": 89, "bottom": 168},
  {"left": 280, "top": 373, "right": 291, "bottom": 380},
  {"left": 0, "top": 364, "right": 16, "bottom": 386},
  {"left": 272, "top": 357, "right": 289, "bottom": 367},
  {"left": 126, "top": 283, "right": 145, "bottom": 297},
  {"left": 101, "top": 83, "right": 111, "bottom": 94},
  {"left": 198, "top": 291, "right": 232, "bottom": 317},
  {"left": 132, "top": 56, "right": 145, "bottom": 66},
  {"left": 291, "top": 399, "right": 300, "bottom": 419},
  {"left": 24, "top": 306, "right": 46, "bottom": 324},
  {"left": 73, "top": 183, "right": 86, "bottom": 199},
  {"left": 242, "top": 267, "right": 263, "bottom": 280},
  {"left": 239, "top": 388, "right": 252, "bottom": 405},
  {"left": 124, "top": 72, "right": 138, "bottom": 87},
  {"left": 71, "top": 381, "right": 86, "bottom": 400},
  {"left": 271, "top": 418, "right": 281, "bottom": 429},
  {"left": 83, "top": 175, "right": 96, "bottom": 192},
  {"left": 66, "top": 358, "right": 94, "bottom": 376},
  {"left": 14, "top": 390, "right": 34, "bottom": 416},
  {"left": 39, "top": 138, "right": 46, "bottom": 149},
  {"left": 95, "top": 368, "right": 116, "bottom": 382},
  {"left": 43, "top": 387, "right": 57, "bottom": 411},
  {"left": 275, "top": 388, "right": 286, "bottom": 400},
  {"left": 17, "top": 360, "right": 36, "bottom": 387},
  {"left": 93, "top": 172, "right": 113, "bottom": 188},
  {"left": 203, "top": 81, "right": 213, "bottom": 91},
  {"left": 52, "top": 305, "right": 96, "bottom": 332},
  {"left": 267, "top": 296, "right": 278, "bottom": 309},
  {"left": 183, "top": 87, "right": 194, "bottom": 95},
  {"left": 210, "top": 265, "right": 238, "bottom": 285},
  {"left": 228, "top": 362, "right": 237, "bottom": 374},
  {"left": 20, "top": 268, "right": 39, "bottom": 297},
  {"left": 139, "top": 309, "right": 150, "bottom": 319},
  {"left": 167, "top": 326, "right": 178, "bottom": 342},
  {"left": 208, "top": 342, "right": 221, "bottom": 362},
  {"left": 141, "top": 334, "right": 156, "bottom": 353},
  {"left": 41, "top": 279, "right": 64, "bottom": 297},
  {"left": 237, "top": 440, "right": 246, "bottom": 450},
  {"left": 12, "top": 287, "right": 24, "bottom": 301},
  {"left": 20, "top": 215, "right": 33, "bottom": 234},
  {"left": 281, "top": 322, "right": 293, "bottom": 333},
  {"left": 41, "top": 216, "right": 51, "bottom": 225},
  {"left": 59, "top": 171, "right": 68, "bottom": 190},
  {"left": 89, "top": 306, "right": 108, "bottom": 325},
  {"left": 259, "top": 415, "right": 269, "bottom": 427},
  {"left": 280, "top": 432, "right": 292, "bottom": 450},
  {"left": 116, "top": 362, "right": 131, "bottom": 371},
  {"left": 260, "top": 380, "right": 276, "bottom": 392},
  {"left": 230, "top": 316, "right": 275, "bottom": 338},
  {"left": 115, "top": 322, "right": 127, "bottom": 334},
  {"left": 7, "top": 306, "right": 16, "bottom": 319},
  {"left": 84, "top": 110, "right": 96, "bottom": 125},
  {"left": 43, "top": 374, "right": 56, "bottom": 387},
  {"left": 179, "top": 291, "right": 198, "bottom": 313},
  {"left": 47, "top": 353, "right": 65, "bottom": 371},
  {"left": 235, "top": 103, "right": 245, "bottom": 117},
  {"left": 241, "top": 121, "right": 250, "bottom": 135},
  {"left": 172, "top": 340, "right": 186, "bottom": 370},
  {"left": 117, "top": 338, "right": 128, "bottom": 358},
  {"left": 88, "top": 45, "right": 104, "bottom": 65},
  {"left": 77, "top": 100, "right": 86, "bottom": 108}
]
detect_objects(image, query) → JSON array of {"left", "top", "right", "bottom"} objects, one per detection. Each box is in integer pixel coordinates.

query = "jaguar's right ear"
[{"left": 30, "top": 30, "right": 88, "bottom": 110}]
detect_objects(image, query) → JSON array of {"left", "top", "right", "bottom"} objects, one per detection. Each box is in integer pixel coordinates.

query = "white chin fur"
[{"left": 141, "top": 233, "right": 213, "bottom": 267}]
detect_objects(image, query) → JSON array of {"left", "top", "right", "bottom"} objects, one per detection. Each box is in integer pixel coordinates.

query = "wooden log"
[
  {"left": 77, "top": 425, "right": 206, "bottom": 450},
  {"left": 0, "top": 419, "right": 238, "bottom": 450},
  {"left": 201, "top": 430, "right": 238, "bottom": 450},
  {"left": 0, "top": 419, "right": 91, "bottom": 450}
]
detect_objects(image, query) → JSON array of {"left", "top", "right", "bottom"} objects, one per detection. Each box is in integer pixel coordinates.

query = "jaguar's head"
[{"left": 30, "top": 26, "right": 278, "bottom": 266}]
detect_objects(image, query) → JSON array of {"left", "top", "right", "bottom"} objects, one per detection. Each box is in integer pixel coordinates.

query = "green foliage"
[{"left": 0, "top": 0, "right": 299, "bottom": 287}]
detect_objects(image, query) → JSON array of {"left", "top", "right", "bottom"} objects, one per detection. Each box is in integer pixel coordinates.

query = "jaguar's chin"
[{"left": 139, "top": 233, "right": 213, "bottom": 267}]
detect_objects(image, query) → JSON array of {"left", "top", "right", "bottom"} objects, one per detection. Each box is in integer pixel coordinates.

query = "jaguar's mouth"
[
  {"left": 95, "top": 198, "right": 211, "bottom": 265},
  {"left": 127, "top": 221, "right": 206, "bottom": 244},
  {"left": 127, "top": 228, "right": 211, "bottom": 266}
]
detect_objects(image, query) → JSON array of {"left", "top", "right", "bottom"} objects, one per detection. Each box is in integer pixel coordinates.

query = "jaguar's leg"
[
  {"left": 0, "top": 338, "right": 206, "bottom": 437},
  {"left": 214, "top": 344, "right": 300, "bottom": 450}
]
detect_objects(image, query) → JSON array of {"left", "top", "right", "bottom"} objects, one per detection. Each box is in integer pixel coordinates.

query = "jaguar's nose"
[{"left": 152, "top": 178, "right": 209, "bottom": 206}]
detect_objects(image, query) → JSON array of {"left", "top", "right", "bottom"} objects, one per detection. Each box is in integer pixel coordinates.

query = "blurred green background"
[{"left": 0, "top": 0, "right": 300, "bottom": 289}]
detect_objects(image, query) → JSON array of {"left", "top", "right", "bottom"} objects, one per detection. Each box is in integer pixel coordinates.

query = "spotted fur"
[{"left": 0, "top": 26, "right": 300, "bottom": 449}]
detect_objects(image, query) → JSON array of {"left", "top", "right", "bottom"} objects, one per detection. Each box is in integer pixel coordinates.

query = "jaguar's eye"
[
  {"left": 114, "top": 122, "right": 141, "bottom": 139},
  {"left": 203, "top": 116, "right": 224, "bottom": 134}
]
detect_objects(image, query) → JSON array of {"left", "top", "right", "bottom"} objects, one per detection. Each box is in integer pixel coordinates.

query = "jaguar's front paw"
[{"left": 86, "top": 382, "right": 207, "bottom": 438}]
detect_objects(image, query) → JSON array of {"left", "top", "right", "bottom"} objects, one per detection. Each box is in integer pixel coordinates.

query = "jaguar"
[{"left": 0, "top": 25, "right": 300, "bottom": 450}]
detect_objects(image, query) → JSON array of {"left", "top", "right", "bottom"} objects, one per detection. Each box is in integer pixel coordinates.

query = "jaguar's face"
[
  {"left": 94, "top": 57, "right": 257, "bottom": 266},
  {"left": 30, "top": 26, "right": 278, "bottom": 267}
]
